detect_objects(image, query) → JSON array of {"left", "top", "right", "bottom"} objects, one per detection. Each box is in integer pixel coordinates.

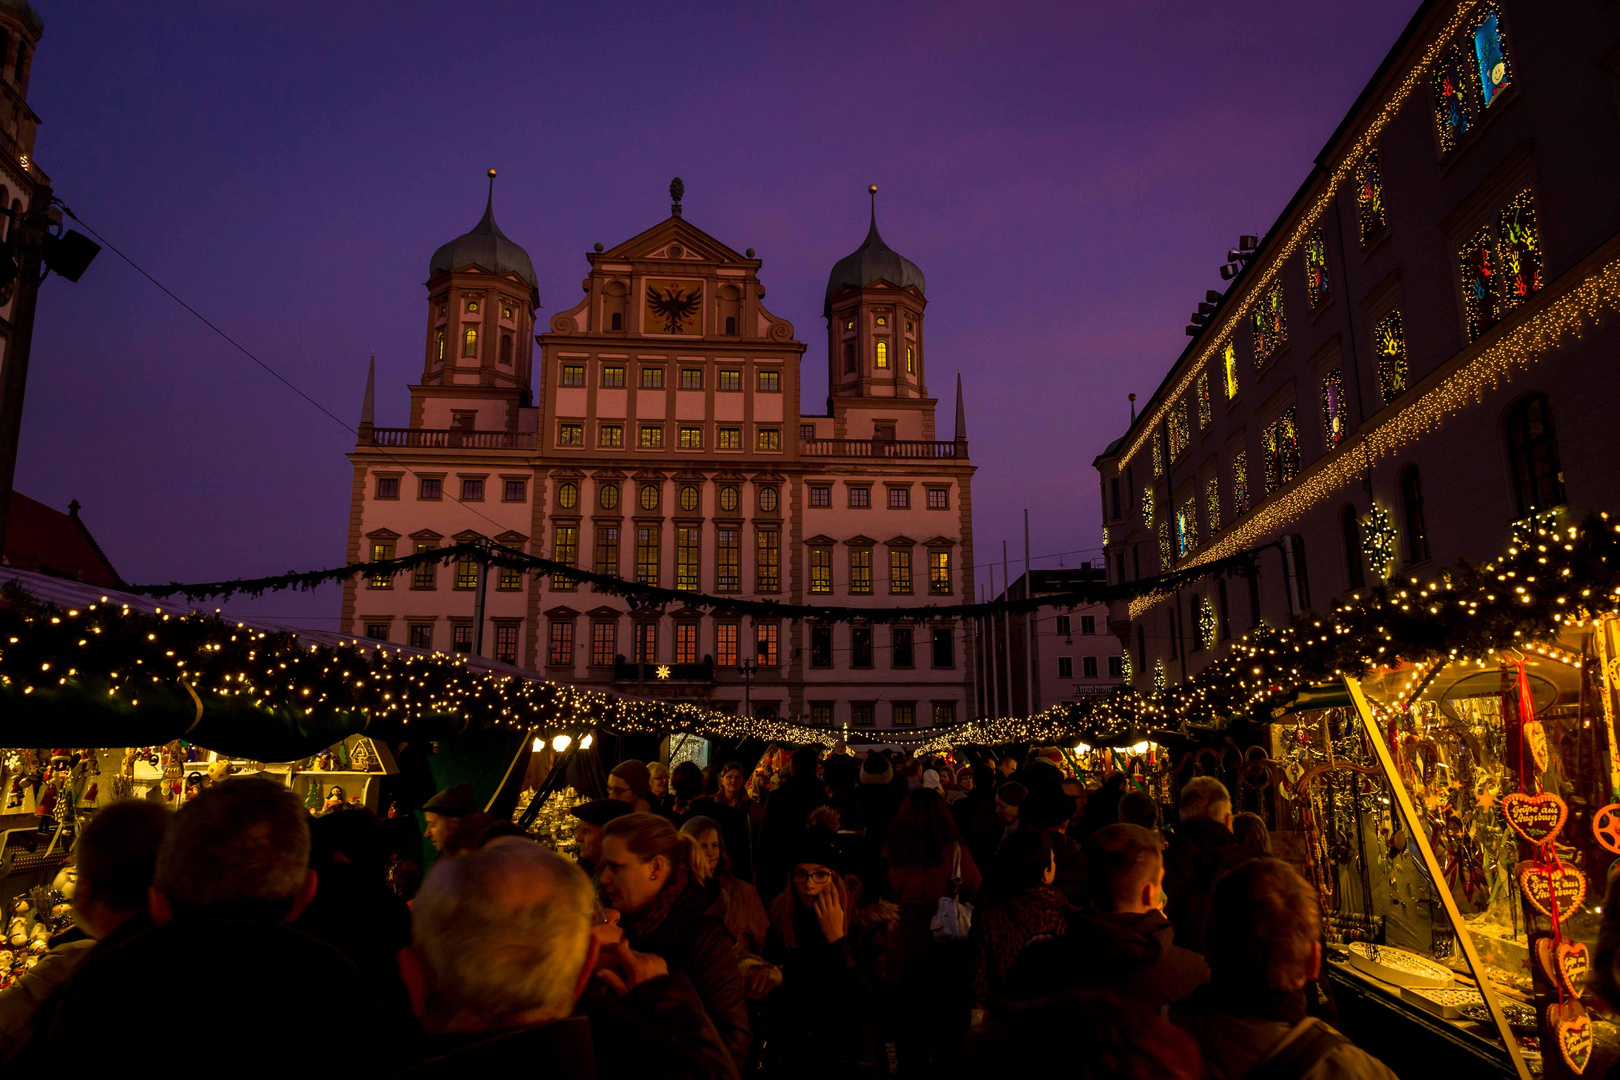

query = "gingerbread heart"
[
  {"left": 1536, "top": 937, "right": 1590, "bottom": 997},
  {"left": 1517, "top": 861, "right": 1586, "bottom": 922},
  {"left": 1524, "top": 720, "right": 1550, "bottom": 773},
  {"left": 1547, "top": 999, "right": 1593, "bottom": 1075},
  {"left": 1502, "top": 792, "right": 1567, "bottom": 844}
]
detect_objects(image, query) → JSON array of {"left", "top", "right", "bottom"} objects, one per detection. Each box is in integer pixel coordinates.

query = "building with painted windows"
[
  {"left": 0, "top": 0, "right": 47, "bottom": 418},
  {"left": 975, "top": 565, "right": 1123, "bottom": 719},
  {"left": 1094, "top": 0, "right": 1620, "bottom": 693},
  {"left": 342, "top": 180, "right": 975, "bottom": 736}
]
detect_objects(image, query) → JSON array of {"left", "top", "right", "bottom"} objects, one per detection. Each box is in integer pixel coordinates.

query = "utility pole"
[
  {"left": 471, "top": 540, "right": 489, "bottom": 657},
  {"left": 987, "top": 566, "right": 1000, "bottom": 720},
  {"left": 1024, "top": 510, "right": 1035, "bottom": 715},
  {"left": 1002, "top": 541, "right": 1014, "bottom": 716},
  {"left": 740, "top": 657, "right": 757, "bottom": 718}
]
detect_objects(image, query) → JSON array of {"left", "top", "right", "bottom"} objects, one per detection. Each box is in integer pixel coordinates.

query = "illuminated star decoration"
[{"left": 655, "top": 665, "right": 672, "bottom": 680}]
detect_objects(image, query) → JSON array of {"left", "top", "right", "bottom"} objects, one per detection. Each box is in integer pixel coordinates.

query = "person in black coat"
[
  {"left": 758, "top": 746, "right": 828, "bottom": 900},
  {"left": 1162, "top": 777, "right": 1252, "bottom": 953},
  {"left": 853, "top": 753, "right": 902, "bottom": 848}
]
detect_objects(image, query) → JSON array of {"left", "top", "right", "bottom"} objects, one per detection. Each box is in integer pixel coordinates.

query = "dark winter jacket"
[
  {"left": 580, "top": 973, "right": 741, "bottom": 1080},
  {"left": 1163, "top": 817, "right": 1252, "bottom": 952},
  {"left": 970, "top": 884, "right": 1070, "bottom": 1007},
  {"left": 625, "top": 873, "right": 751, "bottom": 1068},
  {"left": 758, "top": 775, "right": 828, "bottom": 897},
  {"left": 1005, "top": 908, "right": 1210, "bottom": 1008},
  {"left": 1172, "top": 982, "right": 1398, "bottom": 1080},
  {"left": 761, "top": 902, "right": 884, "bottom": 1077},
  {"left": 855, "top": 781, "right": 904, "bottom": 847},
  {"left": 687, "top": 796, "right": 755, "bottom": 883}
]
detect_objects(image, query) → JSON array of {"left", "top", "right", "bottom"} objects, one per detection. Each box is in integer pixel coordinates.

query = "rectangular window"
[
  {"left": 375, "top": 476, "right": 399, "bottom": 499},
  {"left": 679, "top": 426, "right": 703, "bottom": 449},
  {"left": 849, "top": 547, "right": 872, "bottom": 594},
  {"left": 889, "top": 549, "right": 912, "bottom": 595},
  {"left": 1108, "top": 656, "right": 1124, "bottom": 678},
  {"left": 931, "top": 628, "right": 954, "bottom": 669},
  {"left": 716, "top": 528, "right": 740, "bottom": 593},
  {"left": 1252, "top": 281, "right": 1287, "bottom": 366},
  {"left": 558, "top": 423, "right": 583, "bottom": 447},
  {"left": 1261, "top": 409, "right": 1300, "bottom": 495},
  {"left": 560, "top": 364, "right": 585, "bottom": 387},
  {"left": 365, "top": 622, "right": 390, "bottom": 641},
  {"left": 810, "top": 546, "right": 832, "bottom": 594},
  {"left": 811, "top": 624, "right": 833, "bottom": 668},
  {"left": 809, "top": 485, "right": 831, "bottom": 508},
  {"left": 756, "top": 427, "right": 781, "bottom": 451},
  {"left": 640, "top": 366, "right": 664, "bottom": 389},
  {"left": 717, "top": 427, "right": 741, "bottom": 450},
  {"left": 1196, "top": 373, "right": 1212, "bottom": 430},
  {"left": 1355, "top": 152, "right": 1386, "bottom": 247},
  {"left": 811, "top": 702, "right": 834, "bottom": 727},
  {"left": 718, "top": 370, "right": 741, "bottom": 392},
  {"left": 1082, "top": 615, "right": 1096, "bottom": 634},
  {"left": 551, "top": 525, "right": 578, "bottom": 591},
  {"left": 887, "top": 487, "right": 910, "bottom": 509},
  {"left": 756, "top": 622, "right": 779, "bottom": 666},
  {"left": 452, "top": 623, "right": 473, "bottom": 653},
  {"left": 419, "top": 477, "right": 442, "bottom": 500},
  {"left": 675, "top": 622, "right": 698, "bottom": 664},
  {"left": 716, "top": 623, "right": 739, "bottom": 668},
  {"left": 852, "top": 626, "right": 873, "bottom": 668},
  {"left": 368, "top": 542, "right": 395, "bottom": 589},
  {"left": 594, "top": 525, "right": 619, "bottom": 577},
  {"left": 680, "top": 368, "right": 703, "bottom": 390},
  {"left": 498, "top": 564, "right": 523, "bottom": 591},
  {"left": 1322, "top": 367, "right": 1348, "bottom": 446},
  {"left": 504, "top": 479, "right": 527, "bottom": 502},
  {"left": 600, "top": 424, "right": 623, "bottom": 448},
  {"left": 848, "top": 486, "right": 870, "bottom": 508},
  {"left": 891, "top": 626, "right": 913, "bottom": 668},
  {"left": 635, "top": 525, "right": 660, "bottom": 586},
  {"left": 1176, "top": 496, "right": 1198, "bottom": 558},
  {"left": 932, "top": 702, "right": 955, "bottom": 727},
  {"left": 601, "top": 365, "right": 625, "bottom": 388},
  {"left": 1432, "top": 40, "right": 1479, "bottom": 153},
  {"left": 461, "top": 478, "right": 484, "bottom": 501},
  {"left": 927, "top": 487, "right": 948, "bottom": 510},
  {"left": 455, "top": 554, "right": 479, "bottom": 590},
  {"left": 639, "top": 424, "right": 664, "bottom": 448},
  {"left": 634, "top": 623, "right": 656, "bottom": 664},
  {"left": 1084, "top": 655, "right": 1099, "bottom": 678},
  {"left": 851, "top": 703, "right": 875, "bottom": 728},
  {"left": 1232, "top": 452, "right": 1249, "bottom": 512},
  {"left": 801, "top": 424, "right": 815, "bottom": 440},
  {"left": 1373, "top": 311, "right": 1408, "bottom": 404},
  {"left": 1169, "top": 400, "right": 1189, "bottom": 459},
  {"left": 676, "top": 526, "right": 700, "bottom": 591},
  {"left": 591, "top": 621, "right": 616, "bottom": 666},
  {"left": 494, "top": 624, "right": 519, "bottom": 665},
  {"left": 756, "top": 529, "right": 780, "bottom": 593},
  {"left": 548, "top": 622, "right": 574, "bottom": 667},
  {"left": 928, "top": 550, "right": 951, "bottom": 595},
  {"left": 408, "top": 623, "right": 433, "bottom": 649},
  {"left": 757, "top": 370, "right": 781, "bottom": 392},
  {"left": 1056, "top": 615, "right": 1072, "bottom": 635},
  {"left": 412, "top": 542, "right": 437, "bottom": 590},
  {"left": 1058, "top": 656, "right": 1073, "bottom": 678},
  {"left": 892, "top": 702, "right": 916, "bottom": 729}
]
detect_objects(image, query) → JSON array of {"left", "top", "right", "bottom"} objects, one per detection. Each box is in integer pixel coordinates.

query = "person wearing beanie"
[
  {"left": 854, "top": 753, "right": 902, "bottom": 847},
  {"left": 606, "top": 760, "right": 653, "bottom": 814},
  {"left": 422, "top": 783, "right": 510, "bottom": 857},
  {"left": 568, "top": 798, "right": 634, "bottom": 877},
  {"left": 920, "top": 769, "right": 942, "bottom": 791}
]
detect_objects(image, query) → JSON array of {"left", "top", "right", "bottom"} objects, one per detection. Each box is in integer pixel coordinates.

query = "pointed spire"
[
  {"left": 475, "top": 168, "right": 498, "bottom": 233},
  {"left": 360, "top": 352, "right": 376, "bottom": 429},
  {"left": 954, "top": 370, "right": 967, "bottom": 442},
  {"left": 864, "top": 184, "right": 889, "bottom": 251}
]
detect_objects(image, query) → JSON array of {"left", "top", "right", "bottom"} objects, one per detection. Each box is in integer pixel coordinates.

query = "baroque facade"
[
  {"left": 0, "top": 0, "right": 45, "bottom": 389},
  {"left": 1094, "top": 0, "right": 1620, "bottom": 693},
  {"left": 343, "top": 181, "right": 976, "bottom": 735}
]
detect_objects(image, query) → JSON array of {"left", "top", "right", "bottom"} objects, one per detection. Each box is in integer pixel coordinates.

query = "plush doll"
[
  {"left": 51, "top": 866, "right": 77, "bottom": 902},
  {"left": 321, "top": 785, "right": 347, "bottom": 814}
]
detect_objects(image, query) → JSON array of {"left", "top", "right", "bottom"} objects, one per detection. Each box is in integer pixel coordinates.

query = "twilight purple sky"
[{"left": 17, "top": 0, "right": 1416, "bottom": 628}]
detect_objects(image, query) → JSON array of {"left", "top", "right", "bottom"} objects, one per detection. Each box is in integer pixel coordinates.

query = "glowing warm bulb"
[
  {"left": 552, "top": 734, "right": 572, "bottom": 752},
  {"left": 580, "top": 733, "right": 594, "bottom": 750}
]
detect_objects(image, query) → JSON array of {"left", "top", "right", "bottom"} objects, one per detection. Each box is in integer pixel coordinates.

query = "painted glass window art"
[
  {"left": 1304, "top": 229, "right": 1330, "bottom": 309},
  {"left": 1169, "top": 400, "right": 1190, "bottom": 460},
  {"left": 1158, "top": 520, "right": 1172, "bottom": 569},
  {"left": 1196, "top": 373, "right": 1212, "bottom": 430},
  {"left": 1355, "top": 152, "right": 1385, "bottom": 247},
  {"left": 1473, "top": 5, "right": 1512, "bottom": 107},
  {"left": 1496, "top": 188, "right": 1542, "bottom": 316},
  {"left": 1459, "top": 226, "right": 1497, "bottom": 341},
  {"left": 1431, "top": 41, "right": 1478, "bottom": 152},
  {"left": 1322, "top": 368, "right": 1347, "bottom": 447},
  {"left": 1261, "top": 409, "right": 1299, "bottom": 495},
  {"left": 1252, "top": 281, "right": 1287, "bottom": 366},
  {"left": 1142, "top": 488, "right": 1154, "bottom": 530},
  {"left": 1176, "top": 497, "right": 1198, "bottom": 559},
  {"left": 1152, "top": 429, "right": 1164, "bottom": 478},
  {"left": 1222, "top": 341, "right": 1239, "bottom": 401},
  {"left": 1205, "top": 476, "right": 1221, "bottom": 534},
  {"left": 1232, "top": 452, "right": 1249, "bottom": 512},
  {"left": 1374, "top": 310, "right": 1408, "bottom": 404}
]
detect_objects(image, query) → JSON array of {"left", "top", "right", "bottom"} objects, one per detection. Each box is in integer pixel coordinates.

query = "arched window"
[
  {"left": 1506, "top": 393, "right": 1565, "bottom": 518},
  {"left": 435, "top": 330, "right": 445, "bottom": 362},
  {"left": 462, "top": 327, "right": 477, "bottom": 358},
  {"left": 1341, "top": 506, "right": 1365, "bottom": 590},
  {"left": 1400, "top": 465, "right": 1430, "bottom": 563},
  {"left": 499, "top": 333, "right": 512, "bottom": 366},
  {"left": 875, "top": 340, "right": 888, "bottom": 369}
]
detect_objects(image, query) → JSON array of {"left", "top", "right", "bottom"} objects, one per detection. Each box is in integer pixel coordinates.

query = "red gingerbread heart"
[
  {"left": 1517, "top": 861, "right": 1586, "bottom": 922},
  {"left": 1523, "top": 720, "right": 1550, "bottom": 773},
  {"left": 1502, "top": 792, "right": 1567, "bottom": 844},
  {"left": 1547, "top": 999, "right": 1592, "bottom": 1075},
  {"left": 1536, "top": 937, "right": 1590, "bottom": 998}
]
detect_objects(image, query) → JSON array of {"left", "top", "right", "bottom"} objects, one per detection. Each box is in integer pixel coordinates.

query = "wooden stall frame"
[{"left": 1344, "top": 676, "right": 1532, "bottom": 1080}]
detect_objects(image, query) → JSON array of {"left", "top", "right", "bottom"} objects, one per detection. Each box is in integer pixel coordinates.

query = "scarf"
[{"left": 623, "top": 863, "right": 691, "bottom": 942}]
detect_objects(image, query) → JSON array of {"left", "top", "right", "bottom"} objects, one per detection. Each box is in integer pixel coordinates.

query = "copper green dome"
[
  {"left": 824, "top": 199, "right": 925, "bottom": 317},
  {"left": 429, "top": 175, "right": 537, "bottom": 290}
]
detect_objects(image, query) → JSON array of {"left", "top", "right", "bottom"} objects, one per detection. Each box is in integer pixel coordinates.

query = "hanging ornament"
[
  {"left": 1547, "top": 1000, "right": 1593, "bottom": 1075},
  {"left": 1523, "top": 720, "right": 1550, "bottom": 774},
  {"left": 1501, "top": 791, "right": 1567, "bottom": 844},
  {"left": 1536, "top": 937, "right": 1590, "bottom": 998},
  {"left": 1517, "top": 861, "right": 1585, "bottom": 921},
  {"left": 1592, "top": 804, "right": 1620, "bottom": 855},
  {"left": 1360, "top": 506, "right": 1398, "bottom": 581}
]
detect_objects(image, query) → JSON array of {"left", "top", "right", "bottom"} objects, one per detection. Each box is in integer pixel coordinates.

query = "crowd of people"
[{"left": 0, "top": 744, "right": 1417, "bottom": 1078}]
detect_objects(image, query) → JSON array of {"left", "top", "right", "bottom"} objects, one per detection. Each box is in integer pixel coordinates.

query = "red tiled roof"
[{"left": 2, "top": 492, "right": 122, "bottom": 587}]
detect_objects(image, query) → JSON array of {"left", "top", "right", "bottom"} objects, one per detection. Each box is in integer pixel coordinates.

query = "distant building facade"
[
  {"left": 976, "top": 566, "right": 1123, "bottom": 718},
  {"left": 343, "top": 183, "right": 976, "bottom": 735},
  {"left": 0, "top": 1, "right": 46, "bottom": 394},
  {"left": 1094, "top": 0, "right": 1620, "bottom": 693}
]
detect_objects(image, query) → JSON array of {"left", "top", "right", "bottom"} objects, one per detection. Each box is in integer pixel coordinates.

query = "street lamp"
[{"left": 739, "top": 657, "right": 757, "bottom": 720}]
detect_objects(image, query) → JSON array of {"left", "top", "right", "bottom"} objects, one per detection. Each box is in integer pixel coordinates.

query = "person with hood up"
[
  {"left": 1005, "top": 823, "right": 1209, "bottom": 1009},
  {"left": 969, "top": 829, "right": 1068, "bottom": 1016},
  {"left": 758, "top": 829, "right": 884, "bottom": 1078},
  {"left": 1163, "top": 777, "right": 1252, "bottom": 952},
  {"left": 598, "top": 813, "right": 750, "bottom": 1068}
]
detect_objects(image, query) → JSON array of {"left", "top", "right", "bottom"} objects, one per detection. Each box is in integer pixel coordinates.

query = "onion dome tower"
[{"left": 824, "top": 186, "right": 928, "bottom": 399}]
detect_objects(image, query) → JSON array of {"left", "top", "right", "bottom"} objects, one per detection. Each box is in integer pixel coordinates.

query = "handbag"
[{"left": 929, "top": 844, "right": 974, "bottom": 941}]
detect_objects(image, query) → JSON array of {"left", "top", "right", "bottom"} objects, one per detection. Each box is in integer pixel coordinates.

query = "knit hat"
[
  {"left": 609, "top": 759, "right": 651, "bottom": 797},
  {"left": 921, "top": 769, "right": 942, "bottom": 790},
  {"left": 789, "top": 827, "right": 847, "bottom": 875},
  {"left": 422, "top": 782, "right": 478, "bottom": 818},
  {"left": 859, "top": 753, "right": 895, "bottom": 786},
  {"left": 997, "top": 781, "right": 1029, "bottom": 807},
  {"left": 569, "top": 798, "right": 635, "bottom": 827}
]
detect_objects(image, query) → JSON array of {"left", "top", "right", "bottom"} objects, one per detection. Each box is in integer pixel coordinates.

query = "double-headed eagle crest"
[{"left": 647, "top": 285, "right": 701, "bottom": 334}]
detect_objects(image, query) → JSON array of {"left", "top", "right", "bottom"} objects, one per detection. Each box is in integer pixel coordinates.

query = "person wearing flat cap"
[
  {"left": 422, "top": 783, "right": 520, "bottom": 857},
  {"left": 606, "top": 760, "right": 654, "bottom": 814},
  {"left": 568, "top": 798, "right": 633, "bottom": 878},
  {"left": 757, "top": 827, "right": 882, "bottom": 1075}
]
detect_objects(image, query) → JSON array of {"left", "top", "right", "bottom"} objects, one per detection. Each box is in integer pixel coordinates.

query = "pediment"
[
  {"left": 590, "top": 468, "right": 628, "bottom": 480},
  {"left": 452, "top": 529, "right": 485, "bottom": 542},
  {"left": 409, "top": 528, "right": 443, "bottom": 542},
  {"left": 586, "top": 605, "right": 623, "bottom": 618},
  {"left": 600, "top": 216, "right": 749, "bottom": 266},
  {"left": 632, "top": 469, "right": 670, "bottom": 481},
  {"left": 366, "top": 527, "right": 401, "bottom": 541},
  {"left": 495, "top": 530, "right": 528, "bottom": 545},
  {"left": 844, "top": 534, "right": 877, "bottom": 547},
  {"left": 921, "top": 535, "right": 957, "bottom": 548},
  {"left": 885, "top": 535, "right": 918, "bottom": 548},
  {"left": 545, "top": 605, "right": 581, "bottom": 618},
  {"left": 550, "top": 467, "right": 586, "bottom": 479},
  {"left": 804, "top": 534, "right": 838, "bottom": 546}
]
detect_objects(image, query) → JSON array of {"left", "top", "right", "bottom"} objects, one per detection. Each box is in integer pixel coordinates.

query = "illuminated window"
[
  {"left": 1152, "top": 431, "right": 1164, "bottom": 478},
  {"left": 1473, "top": 5, "right": 1512, "bottom": 107},
  {"left": 718, "top": 427, "right": 741, "bottom": 450},
  {"left": 929, "top": 550, "right": 950, "bottom": 594},
  {"left": 757, "top": 428, "right": 781, "bottom": 451},
  {"left": 1169, "top": 400, "right": 1189, "bottom": 459},
  {"left": 756, "top": 622, "right": 779, "bottom": 666},
  {"left": 888, "top": 487, "right": 910, "bottom": 509},
  {"left": 638, "top": 424, "right": 664, "bottom": 449},
  {"left": 716, "top": 528, "right": 740, "bottom": 592},
  {"left": 466, "top": 300, "right": 479, "bottom": 313},
  {"left": 1322, "top": 368, "right": 1347, "bottom": 447},
  {"left": 551, "top": 525, "right": 577, "bottom": 590},
  {"left": 756, "top": 529, "right": 780, "bottom": 592},
  {"left": 851, "top": 703, "right": 875, "bottom": 728},
  {"left": 848, "top": 486, "right": 870, "bottom": 508},
  {"left": 678, "top": 426, "right": 702, "bottom": 449},
  {"left": 1506, "top": 393, "right": 1565, "bottom": 518},
  {"left": 906, "top": 346, "right": 915, "bottom": 373},
  {"left": 1373, "top": 311, "right": 1408, "bottom": 405},
  {"left": 558, "top": 424, "right": 583, "bottom": 446},
  {"left": 548, "top": 622, "right": 573, "bottom": 667},
  {"left": 599, "top": 484, "right": 619, "bottom": 510},
  {"left": 756, "top": 486, "right": 777, "bottom": 513},
  {"left": 1175, "top": 497, "right": 1197, "bottom": 558},
  {"left": 675, "top": 622, "right": 698, "bottom": 664},
  {"left": 1196, "top": 374, "right": 1212, "bottom": 430},
  {"left": 809, "top": 485, "right": 831, "bottom": 507},
  {"left": 435, "top": 331, "right": 445, "bottom": 361},
  {"left": 718, "top": 370, "right": 741, "bottom": 392},
  {"left": 849, "top": 547, "right": 872, "bottom": 594},
  {"left": 554, "top": 482, "right": 574, "bottom": 508},
  {"left": 1222, "top": 341, "right": 1239, "bottom": 400},
  {"left": 810, "top": 546, "right": 832, "bottom": 593},
  {"left": 757, "top": 370, "right": 781, "bottom": 392},
  {"left": 1496, "top": 189, "right": 1543, "bottom": 317},
  {"left": 498, "top": 562, "right": 523, "bottom": 591},
  {"left": 593, "top": 525, "right": 619, "bottom": 576},
  {"left": 1252, "top": 281, "right": 1287, "bottom": 366},
  {"left": 680, "top": 368, "right": 703, "bottom": 390},
  {"left": 599, "top": 424, "right": 623, "bottom": 448},
  {"left": 641, "top": 366, "right": 664, "bottom": 389},
  {"left": 639, "top": 484, "right": 659, "bottom": 510},
  {"left": 412, "top": 542, "right": 437, "bottom": 590},
  {"left": 889, "top": 549, "right": 912, "bottom": 595},
  {"left": 1355, "top": 152, "right": 1385, "bottom": 247},
  {"left": 419, "top": 477, "right": 441, "bottom": 500},
  {"left": 1459, "top": 226, "right": 1498, "bottom": 341},
  {"left": 591, "top": 621, "right": 616, "bottom": 666},
  {"left": 716, "top": 623, "right": 738, "bottom": 668},
  {"left": 876, "top": 315, "right": 887, "bottom": 326},
  {"left": 1261, "top": 409, "right": 1300, "bottom": 495},
  {"left": 601, "top": 365, "right": 625, "bottom": 388},
  {"left": 632, "top": 623, "right": 655, "bottom": 666},
  {"left": 1232, "top": 454, "right": 1249, "bottom": 515},
  {"left": 1158, "top": 521, "right": 1171, "bottom": 570},
  {"left": 368, "top": 541, "right": 394, "bottom": 589},
  {"left": 875, "top": 341, "right": 888, "bottom": 369},
  {"left": 635, "top": 525, "right": 660, "bottom": 585},
  {"left": 1304, "top": 228, "right": 1330, "bottom": 309},
  {"left": 676, "top": 526, "right": 700, "bottom": 591},
  {"left": 1205, "top": 476, "right": 1221, "bottom": 534},
  {"left": 927, "top": 488, "right": 948, "bottom": 509},
  {"left": 678, "top": 485, "right": 700, "bottom": 512},
  {"left": 892, "top": 702, "right": 915, "bottom": 728},
  {"left": 502, "top": 306, "right": 513, "bottom": 319},
  {"left": 462, "top": 327, "right": 477, "bottom": 357},
  {"left": 494, "top": 624, "right": 519, "bottom": 665},
  {"left": 1432, "top": 40, "right": 1478, "bottom": 152},
  {"left": 718, "top": 485, "right": 739, "bottom": 513},
  {"left": 455, "top": 554, "right": 479, "bottom": 590}
]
